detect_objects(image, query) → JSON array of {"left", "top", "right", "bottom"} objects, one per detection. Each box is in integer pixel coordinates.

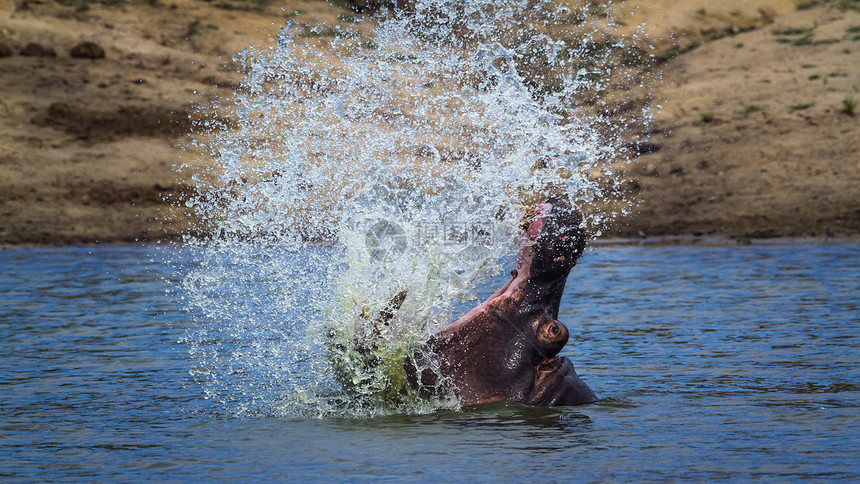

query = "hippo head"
[{"left": 422, "top": 199, "right": 597, "bottom": 406}]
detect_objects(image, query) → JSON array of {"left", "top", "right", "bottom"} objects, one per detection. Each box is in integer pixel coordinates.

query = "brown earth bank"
[
  {"left": 609, "top": 2, "right": 860, "bottom": 239},
  {"left": 0, "top": 0, "right": 858, "bottom": 245}
]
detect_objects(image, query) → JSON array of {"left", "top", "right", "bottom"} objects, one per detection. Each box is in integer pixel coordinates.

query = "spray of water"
[{"left": 178, "top": 0, "right": 646, "bottom": 418}]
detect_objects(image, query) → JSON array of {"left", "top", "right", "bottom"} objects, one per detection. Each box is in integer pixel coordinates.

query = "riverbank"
[
  {"left": 5, "top": 234, "right": 860, "bottom": 251},
  {"left": 0, "top": 0, "right": 857, "bottom": 244},
  {"left": 610, "top": 3, "right": 860, "bottom": 239}
]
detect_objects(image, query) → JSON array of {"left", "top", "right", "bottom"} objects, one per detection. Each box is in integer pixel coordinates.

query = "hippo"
[{"left": 400, "top": 199, "right": 597, "bottom": 407}]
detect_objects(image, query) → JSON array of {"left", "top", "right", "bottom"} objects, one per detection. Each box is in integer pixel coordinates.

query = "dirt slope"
[
  {"left": 612, "top": 5, "right": 860, "bottom": 239},
  {"left": 0, "top": 0, "right": 857, "bottom": 244},
  {"left": 0, "top": 0, "right": 345, "bottom": 244}
]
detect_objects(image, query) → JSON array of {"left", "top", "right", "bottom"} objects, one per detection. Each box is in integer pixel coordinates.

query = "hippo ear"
[{"left": 528, "top": 357, "right": 598, "bottom": 406}]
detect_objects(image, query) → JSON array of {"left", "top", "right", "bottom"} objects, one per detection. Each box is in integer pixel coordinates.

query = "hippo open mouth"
[{"left": 405, "top": 199, "right": 597, "bottom": 406}]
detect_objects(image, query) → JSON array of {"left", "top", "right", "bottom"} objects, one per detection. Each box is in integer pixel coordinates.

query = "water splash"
[{"left": 179, "top": 0, "right": 645, "bottom": 418}]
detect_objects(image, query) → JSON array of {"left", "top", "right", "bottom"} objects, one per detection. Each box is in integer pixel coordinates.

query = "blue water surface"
[{"left": 1, "top": 243, "right": 858, "bottom": 481}]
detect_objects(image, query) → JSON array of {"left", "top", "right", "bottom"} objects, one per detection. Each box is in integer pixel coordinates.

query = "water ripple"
[{"left": 0, "top": 244, "right": 858, "bottom": 480}]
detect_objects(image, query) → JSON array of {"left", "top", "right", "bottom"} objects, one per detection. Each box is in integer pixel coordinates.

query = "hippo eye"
[{"left": 537, "top": 319, "right": 568, "bottom": 347}]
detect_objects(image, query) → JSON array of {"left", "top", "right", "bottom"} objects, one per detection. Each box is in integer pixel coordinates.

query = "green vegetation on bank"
[{"left": 798, "top": 0, "right": 860, "bottom": 12}]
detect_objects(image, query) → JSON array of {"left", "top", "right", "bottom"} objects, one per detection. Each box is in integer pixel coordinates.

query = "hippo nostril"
[{"left": 550, "top": 324, "right": 559, "bottom": 336}]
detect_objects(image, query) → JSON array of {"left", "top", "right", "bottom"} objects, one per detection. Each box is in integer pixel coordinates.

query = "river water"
[{"left": 1, "top": 243, "right": 858, "bottom": 481}]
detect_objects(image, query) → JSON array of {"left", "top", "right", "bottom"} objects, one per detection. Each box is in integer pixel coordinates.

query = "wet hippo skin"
[{"left": 408, "top": 199, "right": 597, "bottom": 407}]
